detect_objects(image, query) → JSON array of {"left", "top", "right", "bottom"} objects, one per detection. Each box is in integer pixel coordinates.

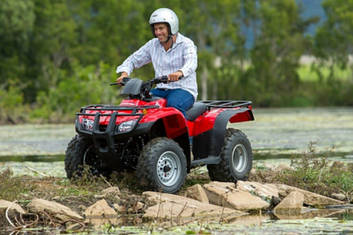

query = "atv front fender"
[{"left": 141, "top": 108, "right": 188, "bottom": 139}]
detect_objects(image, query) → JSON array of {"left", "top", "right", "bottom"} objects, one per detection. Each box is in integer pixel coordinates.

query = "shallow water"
[{"left": 232, "top": 107, "right": 353, "bottom": 154}]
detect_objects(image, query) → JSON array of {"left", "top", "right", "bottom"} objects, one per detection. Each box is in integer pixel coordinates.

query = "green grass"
[{"left": 297, "top": 64, "right": 353, "bottom": 82}]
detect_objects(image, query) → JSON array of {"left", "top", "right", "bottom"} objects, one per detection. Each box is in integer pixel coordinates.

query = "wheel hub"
[
  {"left": 163, "top": 165, "right": 171, "bottom": 172},
  {"left": 232, "top": 143, "right": 247, "bottom": 172},
  {"left": 156, "top": 151, "right": 182, "bottom": 187}
]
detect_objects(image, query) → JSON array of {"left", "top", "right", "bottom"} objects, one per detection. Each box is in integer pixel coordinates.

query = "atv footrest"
[{"left": 191, "top": 156, "right": 220, "bottom": 167}]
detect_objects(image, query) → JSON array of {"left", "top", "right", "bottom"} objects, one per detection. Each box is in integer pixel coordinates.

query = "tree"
[
  {"left": 314, "top": 0, "right": 353, "bottom": 75},
  {"left": 241, "top": 0, "right": 315, "bottom": 106},
  {"left": 0, "top": 0, "right": 35, "bottom": 85}
]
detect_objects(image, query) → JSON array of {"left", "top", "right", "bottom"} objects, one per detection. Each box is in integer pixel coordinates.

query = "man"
[{"left": 116, "top": 8, "right": 198, "bottom": 116}]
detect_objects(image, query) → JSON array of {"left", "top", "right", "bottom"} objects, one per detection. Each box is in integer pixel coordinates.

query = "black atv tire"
[
  {"left": 136, "top": 137, "right": 187, "bottom": 193},
  {"left": 65, "top": 135, "right": 110, "bottom": 179},
  {"left": 207, "top": 128, "right": 252, "bottom": 182}
]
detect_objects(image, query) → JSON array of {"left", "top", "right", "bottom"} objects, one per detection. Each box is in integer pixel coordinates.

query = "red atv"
[{"left": 65, "top": 76, "right": 254, "bottom": 193}]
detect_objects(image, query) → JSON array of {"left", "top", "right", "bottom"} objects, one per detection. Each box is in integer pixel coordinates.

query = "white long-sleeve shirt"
[{"left": 116, "top": 33, "right": 198, "bottom": 100}]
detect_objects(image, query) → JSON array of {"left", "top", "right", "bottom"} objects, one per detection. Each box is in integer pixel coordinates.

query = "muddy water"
[{"left": 1, "top": 107, "right": 353, "bottom": 233}]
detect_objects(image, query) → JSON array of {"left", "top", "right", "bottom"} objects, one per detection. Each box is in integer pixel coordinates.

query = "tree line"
[{"left": 1, "top": 0, "right": 353, "bottom": 123}]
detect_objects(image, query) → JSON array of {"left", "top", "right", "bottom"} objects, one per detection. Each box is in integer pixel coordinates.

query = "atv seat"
[{"left": 185, "top": 102, "right": 207, "bottom": 121}]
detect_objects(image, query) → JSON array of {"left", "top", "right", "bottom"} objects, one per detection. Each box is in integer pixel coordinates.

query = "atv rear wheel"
[
  {"left": 207, "top": 128, "right": 252, "bottom": 182},
  {"left": 136, "top": 137, "right": 187, "bottom": 193},
  {"left": 65, "top": 135, "right": 110, "bottom": 179}
]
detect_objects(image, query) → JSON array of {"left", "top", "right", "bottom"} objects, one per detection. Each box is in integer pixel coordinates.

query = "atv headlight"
[
  {"left": 81, "top": 118, "right": 94, "bottom": 131},
  {"left": 118, "top": 119, "right": 138, "bottom": 133}
]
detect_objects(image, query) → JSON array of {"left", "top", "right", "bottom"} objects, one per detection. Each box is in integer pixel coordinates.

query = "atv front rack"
[
  {"left": 79, "top": 104, "right": 159, "bottom": 114},
  {"left": 75, "top": 104, "right": 160, "bottom": 155},
  {"left": 200, "top": 100, "right": 252, "bottom": 109},
  {"left": 76, "top": 104, "right": 159, "bottom": 132}
]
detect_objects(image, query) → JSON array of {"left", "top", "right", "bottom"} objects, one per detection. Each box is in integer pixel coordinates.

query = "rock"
[
  {"left": 185, "top": 184, "right": 209, "bottom": 204},
  {"left": 331, "top": 193, "right": 346, "bottom": 201},
  {"left": 228, "top": 214, "right": 271, "bottom": 225},
  {"left": 273, "top": 191, "right": 304, "bottom": 215},
  {"left": 143, "top": 191, "right": 246, "bottom": 223},
  {"left": 203, "top": 182, "right": 270, "bottom": 211},
  {"left": 84, "top": 199, "right": 119, "bottom": 227},
  {"left": 66, "top": 222, "right": 82, "bottom": 231},
  {"left": 78, "top": 205, "right": 87, "bottom": 211},
  {"left": 102, "top": 186, "right": 120, "bottom": 196},
  {"left": 28, "top": 198, "right": 83, "bottom": 222},
  {"left": 0, "top": 200, "right": 26, "bottom": 214},
  {"left": 128, "top": 202, "right": 144, "bottom": 213},
  {"left": 113, "top": 204, "right": 126, "bottom": 213},
  {"left": 236, "top": 181, "right": 279, "bottom": 200},
  {"left": 275, "top": 184, "right": 344, "bottom": 207},
  {"left": 276, "top": 163, "right": 291, "bottom": 170},
  {"left": 250, "top": 168, "right": 257, "bottom": 175},
  {"left": 95, "top": 186, "right": 121, "bottom": 200}
]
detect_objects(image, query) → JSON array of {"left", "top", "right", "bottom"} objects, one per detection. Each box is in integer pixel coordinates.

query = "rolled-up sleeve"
[
  {"left": 179, "top": 42, "right": 197, "bottom": 78},
  {"left": 116, "top": 40, "right": 152, "bottom": 75}
]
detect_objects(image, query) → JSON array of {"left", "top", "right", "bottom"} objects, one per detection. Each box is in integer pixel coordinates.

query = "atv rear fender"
[{"left": 192, "top": 107, "right": 254, "bottom": 160}]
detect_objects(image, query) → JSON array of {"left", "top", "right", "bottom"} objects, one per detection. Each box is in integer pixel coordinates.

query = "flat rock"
[
  {"left": 102, "top": 186, "right": 120, "bottom": 196},
  {"left": 273, "top": 191, "right": 304, "bottom": 217},
  {"left": 331, "top": 193, "right": 346, "bottom": 201},
  {"left": 28, "top": 198, "right": 83, "bottom": 222},
  {"left": 185, "top": 184, "right": 209, "bottom": 204},
  {"left": 143, "top": 191, "right": 246, "bottom": 223},
  {"left": 236, "top": 181, "right": 279, "bottom": 199},
  {"left": 95, "top": 186, "right": 121, "bottom": 199},
  {"left": 0, "top": 200, "right": 26, "bottom": 214},
  {"left": 84, "top": 199, "right": 119, "bottom": 227},
  {"left": 203, "top": 181, "right": 270, "bottom": 211},
  {"left": 276, "top": 184, "right": 344, "bottom": 207}
]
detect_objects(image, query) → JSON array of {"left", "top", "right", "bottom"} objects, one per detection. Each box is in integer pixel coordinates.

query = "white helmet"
[{"left": 149, "top": 8, "right": 179, "bottom": 36}]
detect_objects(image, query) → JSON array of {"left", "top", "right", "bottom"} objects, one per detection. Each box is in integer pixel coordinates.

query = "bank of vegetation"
[{"left": 1, "top": 0, "right": 353, "bottom": 124}]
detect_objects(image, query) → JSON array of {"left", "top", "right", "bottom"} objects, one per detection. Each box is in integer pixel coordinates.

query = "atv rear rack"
[{"left": 200, "top": 100, "right": 252, "bottom": 109}]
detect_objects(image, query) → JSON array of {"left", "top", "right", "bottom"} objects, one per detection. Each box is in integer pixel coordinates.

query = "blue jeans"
[{"left": 150, "top": 88, "right": 194, "bottom": 116}]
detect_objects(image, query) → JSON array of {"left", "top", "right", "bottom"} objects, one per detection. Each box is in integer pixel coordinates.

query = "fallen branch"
[
  {"left": 99, "top": 174, "right": 112, "bottom": 187},
  {"left": 25, "top": 166, "right": 49, "bottom": 177},
  {"left": 5, "top": 206, "right": 16, "bottom": 228}
]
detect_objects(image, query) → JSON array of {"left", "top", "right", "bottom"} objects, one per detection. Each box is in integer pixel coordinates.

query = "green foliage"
[
  {"left": 0, "top": 81, "right": 29, "bottom": 123},
  {"left": 0, "top": 169, "right": 35, "bottom": 201},
  {"left": 283, "top": 144, "right": 353, "bottom": 200},
  {"left": 1, "top": 0, "right": 353, "bottom": 124},
  {"left": 314, "top": 0, "right": 353, "bottom": 67},
  {"left": 30, "top": 62, "right": 118, "bottom": 122},
  {"left": 0, "top": 0, "right": 34, "bottom": 84},
  {"left": 239, "top": 0, "right": 315, "bottom": 106}
]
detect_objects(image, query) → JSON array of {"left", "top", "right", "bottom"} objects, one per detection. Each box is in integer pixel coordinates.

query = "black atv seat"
[{"left": 185, "top": 102, "right": 207, "bottom": 121}]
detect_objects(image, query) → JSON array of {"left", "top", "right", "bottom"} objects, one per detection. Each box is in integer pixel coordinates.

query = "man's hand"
[
  {"left": 116, "top": 72, "right": 128, "bottom": 83},
  {"left": 168, "top": 70, "right": 183, "bottom": 82}
]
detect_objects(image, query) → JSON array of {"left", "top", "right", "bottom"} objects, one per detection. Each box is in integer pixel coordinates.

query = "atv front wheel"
[
  {"left": 207, "top": 128, "right": 252, "bottom": 182},
  {"left": 65, "top": 135, "right": 110, "bottom": 179},
  {"left": 136, "top": 137, "right": 187, "bottom": 193}
]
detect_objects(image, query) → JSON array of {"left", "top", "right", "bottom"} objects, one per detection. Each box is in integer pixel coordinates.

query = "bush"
[
  {"left": 0, "top": 81, "right": 29, "bottom": 124},
  {"left": 30, "top": 62, "right": 119, "bottom": 123},
  {"left": 284, "top": 144, "right": 353, "bottom": 201}
]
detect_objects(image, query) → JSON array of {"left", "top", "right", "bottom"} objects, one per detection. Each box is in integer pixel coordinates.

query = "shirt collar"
[{"left": 175, "top": 33, "right": 183, "bottom": 45}]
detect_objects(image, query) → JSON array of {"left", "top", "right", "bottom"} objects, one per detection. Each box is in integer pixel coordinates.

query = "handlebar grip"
[{"left": 110, "top": 77, "right": 131, "bottom": 86}]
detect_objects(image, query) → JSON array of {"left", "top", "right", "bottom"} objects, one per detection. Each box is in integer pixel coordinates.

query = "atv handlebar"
[
  {"left": 110, "top": 77, "right": 131, "bottom": 86},
  {"left": 110, "top": 75, "right": 172, "bottom": 86}
]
